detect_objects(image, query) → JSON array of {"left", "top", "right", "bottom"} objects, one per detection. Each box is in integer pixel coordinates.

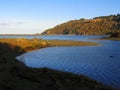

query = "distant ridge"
[{"left": 41, "top": 14, "right": 120, "bottom": 35}]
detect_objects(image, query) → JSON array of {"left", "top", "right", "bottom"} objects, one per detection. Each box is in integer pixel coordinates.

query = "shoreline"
[
  {"left": 0, "top": 38, "right": 114, "bottom": 90},
  {"left": 46, "top": 40, "right": 99, "bottom": 47},
  {"left": 0, "top": 38, "right": 100, "bottom": 52},
  {"left": 92, "top": 37, "right": 120, "bottom": 41}
]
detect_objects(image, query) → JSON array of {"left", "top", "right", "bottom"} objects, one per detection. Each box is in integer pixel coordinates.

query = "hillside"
[{"left": 41, "top": 14, "right": 120, "bottom": 35}]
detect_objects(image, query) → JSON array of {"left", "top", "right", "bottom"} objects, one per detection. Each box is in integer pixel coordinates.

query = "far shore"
[{"left": 92, "top": 37, "right": 120, "bottom": 41}]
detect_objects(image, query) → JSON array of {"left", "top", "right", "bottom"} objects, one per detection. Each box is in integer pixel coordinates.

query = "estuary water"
[{"left": 4, "top": 35, "right": 119, "bottom": 88}]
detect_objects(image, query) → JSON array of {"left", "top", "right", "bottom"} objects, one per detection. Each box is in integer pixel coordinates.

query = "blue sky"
[{"left": 0, "top": 0, "right": 120, "bottom": 34}]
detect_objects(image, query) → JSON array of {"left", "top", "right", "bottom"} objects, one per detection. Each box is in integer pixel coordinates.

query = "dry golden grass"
[
  {"left": 91, "top": 18, "right": 101, "bottom": 22},
  {"left": 0, "top": 38, "right": 48, "bottom": 50}
]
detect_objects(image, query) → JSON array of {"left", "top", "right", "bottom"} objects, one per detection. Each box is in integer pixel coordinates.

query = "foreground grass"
[
  {"left": 0, "top": 38, "right": 114, "bottom": 90},
  {"left": 0, "top": 38, "right": 48, "bottom": 51}
]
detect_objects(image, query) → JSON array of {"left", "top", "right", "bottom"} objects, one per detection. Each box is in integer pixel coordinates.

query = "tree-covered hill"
[{"left": 41, "top": 14, "right": 120, "bottom": 35}]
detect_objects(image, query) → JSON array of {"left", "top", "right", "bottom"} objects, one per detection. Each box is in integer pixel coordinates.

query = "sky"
[{"left": 0, "top": 0, "right": 120, "bottom": 34}]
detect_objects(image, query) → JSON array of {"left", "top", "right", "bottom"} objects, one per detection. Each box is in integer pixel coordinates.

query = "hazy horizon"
[{"left": 0, "top": 0, "right": 120, "bottom": 34}]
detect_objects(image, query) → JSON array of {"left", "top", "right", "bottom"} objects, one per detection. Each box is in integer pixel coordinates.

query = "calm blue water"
[{"left": 11, "top": 35, "right": 120, "bottom": 89}]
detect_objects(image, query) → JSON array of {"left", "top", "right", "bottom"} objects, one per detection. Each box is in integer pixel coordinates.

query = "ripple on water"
[{"left": 16, "top": 45, "right": 120, "bottom": 89}]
